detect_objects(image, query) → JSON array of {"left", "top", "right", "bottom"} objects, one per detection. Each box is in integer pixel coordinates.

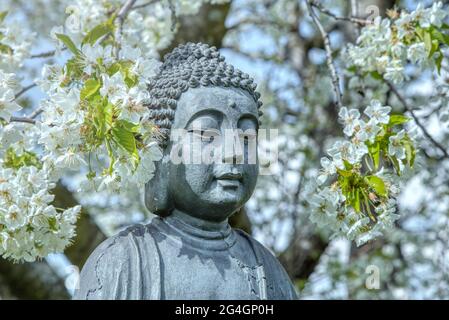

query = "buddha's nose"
[{"left": 222, "top": 136, "right": 244, "bottom": 164}]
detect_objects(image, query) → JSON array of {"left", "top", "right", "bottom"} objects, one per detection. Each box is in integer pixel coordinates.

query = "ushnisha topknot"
[{"left": 145, "top": 42, "right": 263, "bottom": 147}]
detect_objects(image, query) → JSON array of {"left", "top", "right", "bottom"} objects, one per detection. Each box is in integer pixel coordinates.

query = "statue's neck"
[
  {"left": 160, "top": 209, "right": 235, "bottom": 250},
  {"left": 168, "top": 209, "right": 230, "bottom": 233}
]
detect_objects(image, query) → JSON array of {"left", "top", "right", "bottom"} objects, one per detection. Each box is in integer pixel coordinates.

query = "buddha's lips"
[
  {"left": 215, "top": 172, "right": 243, "bottom": 181},
  {"left": 215, "top": 172, "right": 243, "bottom": 189}
]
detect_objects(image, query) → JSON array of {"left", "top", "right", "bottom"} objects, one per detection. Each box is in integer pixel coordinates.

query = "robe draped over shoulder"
[
  {"left": 73, "top": 224, "right": 161, "bottom": 300},
  {"left": 74, "top": 223, "right": 297, "bottom": 300}
]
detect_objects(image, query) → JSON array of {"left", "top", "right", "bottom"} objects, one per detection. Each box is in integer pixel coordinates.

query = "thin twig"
[
  {"left": 310, "top": 0, "right": 371, "bottom": 26},
  {"left": 386, "top": 80, "right": 449, "bottom": 159},
  {"left": 30, "top": 50, "right": 56, "bottom": 59},
  {"left": 227, "top": 18, "right": 276, "bottom": 31},
  {"left": 29, "top": 107, "right": 44, "bottom": 119},
  {"left": 9, "top": 116, "right": 36, "bottom": 125},
  {"left": 350, "top": 0, "right": 362, "bottom": 37},
  {"left": 305, "top": 0, "right": 343, "bottom": 109},
  {"left": 4, "top": 106, "right": 44, "bottom": 125},
  {"left": 132, "top": 0, "right": 158, "bottom": 10},
  {"left": 14, "top": 83, "right": 37, "bottom": 100},
  {"left": 115, "top": 0, "right": 138, "bottom": 58},
  {"left": 222, "top": 45, "right": 282, "bottom": 62},
  {"left": 117, "top": 0, "right": 138, "bottom": 22},
  {"left": 167, "top": 0, "right": 177, "bottom": 32}
]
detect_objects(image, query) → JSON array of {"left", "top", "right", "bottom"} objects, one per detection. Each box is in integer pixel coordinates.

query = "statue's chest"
[{"left": 159, "top": 241, "right": 262, "bottom": 300}]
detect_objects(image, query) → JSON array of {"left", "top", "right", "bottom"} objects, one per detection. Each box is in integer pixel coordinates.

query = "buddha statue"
[{"left": 74, "top": 43, "right": 297, "bottom": 300}]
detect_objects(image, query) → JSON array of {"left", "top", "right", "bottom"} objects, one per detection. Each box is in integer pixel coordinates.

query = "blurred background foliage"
[{"left": 1, "top": 0, "right": 449, "bottom": 299}]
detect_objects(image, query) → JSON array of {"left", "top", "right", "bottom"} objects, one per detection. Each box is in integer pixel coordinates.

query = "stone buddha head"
[{"left": 144, "top": 43, "right": 263, "bottom": 223}]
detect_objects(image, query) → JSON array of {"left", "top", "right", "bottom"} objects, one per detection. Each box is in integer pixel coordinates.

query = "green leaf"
[
  {"left": 436, "top": 51, "right": 443, "bottom": 74},
  {"left": 415, "top": 26, "right": 424, "bottom": 40},
  {"left": 80, "top": 78, "right": 101, "bottom": 100},
  {"left": 107, "top": 62, "right": 121, "bottom": 76},
  {"left": 368, "top": 141, "right": 381, "bottom": 170},
  {"left": 112, "top": 124, "right": 139, "bottom": 163},
  {"left": 353, "top": 189, "right": 361, "bottom": 213},
  {"left": 90, "top": 97, "right": 112, "bottom": 141},
  {"left": 82, "top": 23, "right": 114, "bottom": 46},
  {"left": 116, "top": 119, "right": 140, "bottom": 133},
  {"left": 337, "top": 175, "right": 350, "bottom": 194},
  {"left": 3, "top": 148, "right": 42, "bottom": 170},
  {"left": 430, "top": 39, "right": 439, "bottom": 58},
  {"left": 389, "top": 155, "right": 401, "bottom": 175},
  {"left": 347, "top": 65, "right": 357, "bottom": 73},
  {"left": 369, "top": 71, "right": 383, "bottom": 80},
  {"left": 55, "top": 33, "right": 80, "bottom": 55},
  {"left": 48, "top": 217, "right": 58, "bottom": 232},
  {"left": 343, "top": 160, "right": 353, "bottom": 171},
  {"left": 123, "top": 73, "right": 138, "bottom": 88},
  {"left": 424, "top": 30, "right": 433, "bottom": 57},
  {"left": 388, "top": 114, "right": 410, "bottom": 126},
  {"left": 64, "top": 57, "right": 83, "bottom": 81},
  {"left": 0, "top": 11, "right": 8, "bottom": 24},
  {"left": 337, "top": 168, "right": 352, "bottom": 177},
  {"left": 0, "top": 43, "right": 12, "bottom": 55},
  {"left": 403, "top": 140, "right": 416, "bottom": 168},
  {"left": 430, "top": 28, "right": 449, "bottom": 46},
  {"left": 119, "top": 61, "right": 138, "bottom": 88},
  {"left": 104, "top": 101, "right": 114, "bottom": 128},
  {"left": 366, "top": 176, "right": 387, "bottom": 197}
]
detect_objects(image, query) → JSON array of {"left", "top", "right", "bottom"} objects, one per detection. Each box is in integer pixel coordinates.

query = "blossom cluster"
[
  {"left": 1, "top": 71, "right": 81, "bottom": 261},
  {"left": 0, "top": 70, "right": 21, "bottom": 122},
  {"left": 308, "top": 100, "right": 416, "bottom": 246},
  {"left": 0, "top": 11, "right": 35, "bottom": 72},
  {"left": 0, "top": 147, "right": 81, "bottom": 262},
  {"left": 347, "top": 2, "right": 449, "bottom": 84},
  {"left": 37, "top": 38, "right": 163, "bottom": 193},
  {"left": 59, "top": 0, "right": 229, "bottom": 56}
]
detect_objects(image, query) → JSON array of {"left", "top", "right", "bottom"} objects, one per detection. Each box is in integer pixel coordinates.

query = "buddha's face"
[{"left": 166, "top": 86, "right": 259, "bottom": 222}]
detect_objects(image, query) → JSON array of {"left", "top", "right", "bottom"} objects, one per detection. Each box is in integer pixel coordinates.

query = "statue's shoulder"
[
  {"left": 234, "top": 229, "right": 298, "bottom": 300},
  {"left": 73, "top": 223, "right": 161, "bottom": 300},
  {"left": 234, "top": 228, "right": 277, "bottom": 262},
  {"left": 85, "top": 223, "right": 153, "bottom": 263}
]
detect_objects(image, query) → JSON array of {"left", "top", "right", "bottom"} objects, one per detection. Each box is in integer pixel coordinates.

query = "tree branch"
[
  {"left": 30, "top": 50, "right": 57, "bottom": 59},
  {"left": 386, "top": 80, "right": 449, "bottom": 159},
  {"left": 29, "top": 106, "right": 44, "bottom": 119},
  {"left": 131, "top": 0, "right": 159, "bottom": 10},
  {"left": 117, "top": 0, "right": 138, "bottom": 23},
  {"left": 305, "top": 0, "right": 343, "bottom": 109},
  {"left": 115, "top": 0, "right": 137, "bottom": 57},
  {"left": 6, "top": 106, "right": 44, "bottom": 125},
  {"left": 310, "top": 0, "right": 371, "bottom": 26},
  {"left": 14, "top": 83, "right": 37, "bottom": 100},
  {"left": 9, "top": 116, "right": 36, "bottom": 125}
]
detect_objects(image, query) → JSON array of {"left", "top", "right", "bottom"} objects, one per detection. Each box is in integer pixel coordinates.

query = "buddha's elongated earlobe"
[{"left": 145, "top": 154, "right": 172, "bottom": 216}]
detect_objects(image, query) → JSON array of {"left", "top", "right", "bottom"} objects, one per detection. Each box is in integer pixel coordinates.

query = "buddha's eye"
[
  {"left": 187, "top": 129, "right": 218, "bottom": 143},
  {"left": 187, "top": 115, "right": 220, "bottom": 143},
  {"left": 187, "top": 129, "right": 204, "bottom": 137},
  {"left": 238, "top": 117, "right": 258, "bottom": 146}
]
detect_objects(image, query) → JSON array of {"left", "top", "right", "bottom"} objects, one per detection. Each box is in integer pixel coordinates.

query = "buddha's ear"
[{"left": 144, "top": 153, "right": 172, "bottom": 217}]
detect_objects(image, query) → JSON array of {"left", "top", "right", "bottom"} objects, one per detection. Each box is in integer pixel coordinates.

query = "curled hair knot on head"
[{"left": 144, "top": 42, "right": 263, "bottom": 148}]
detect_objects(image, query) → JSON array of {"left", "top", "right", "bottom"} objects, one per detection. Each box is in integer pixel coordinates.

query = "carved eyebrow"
[
  {"left": 238, "top": 113, "right": 259, "bottom": 129},
  {"left": 185, "top": 110, "right": 222, "bottom": 129}
]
